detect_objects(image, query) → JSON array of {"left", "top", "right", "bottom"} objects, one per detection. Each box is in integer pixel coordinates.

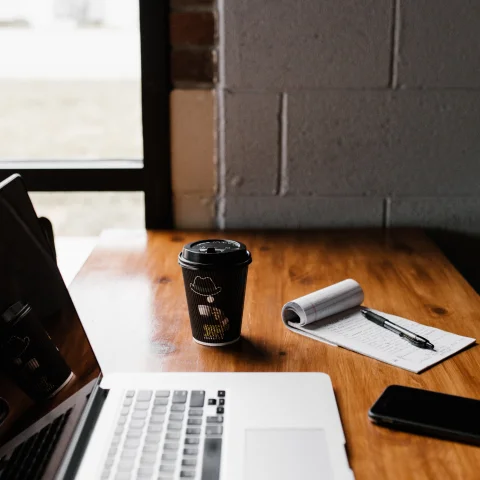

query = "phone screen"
[{"left": 370, "top": 385, "right": 480, "bottom": 436}]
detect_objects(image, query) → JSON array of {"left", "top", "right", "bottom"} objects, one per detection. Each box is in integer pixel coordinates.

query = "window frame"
[{"left": 0, "top": 1, "right": 172, "bottom": 229}]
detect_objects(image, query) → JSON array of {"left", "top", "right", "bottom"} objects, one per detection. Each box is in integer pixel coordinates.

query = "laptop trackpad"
[{"left": 244, "top": 429, "right": 334, "bottom": 480}]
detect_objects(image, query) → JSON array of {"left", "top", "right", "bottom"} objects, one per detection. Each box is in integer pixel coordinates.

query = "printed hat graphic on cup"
[{"left": 190, "top": 277, "right": 222, "bottom": 296}]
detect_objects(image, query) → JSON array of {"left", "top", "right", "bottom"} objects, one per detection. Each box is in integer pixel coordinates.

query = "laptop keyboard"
[
  {"left": 102, "top": 390, "right": 225, "bottom": 480},
  {"left": 0, "top": 408, "right": 72, "bottom": 480}
]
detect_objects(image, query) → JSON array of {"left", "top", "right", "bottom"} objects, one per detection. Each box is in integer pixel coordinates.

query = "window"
[{"left": 0, "top": 1, "right": 171, "bottom": 229}]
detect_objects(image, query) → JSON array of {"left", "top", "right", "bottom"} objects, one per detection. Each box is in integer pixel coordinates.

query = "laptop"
[{"left": 0, "top": 174, "right": 354, "bottom": 480}]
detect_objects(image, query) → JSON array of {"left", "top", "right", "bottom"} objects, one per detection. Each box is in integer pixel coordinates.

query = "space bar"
[{"left": 201, "top": 438, "right": 222, "bottom": 480}]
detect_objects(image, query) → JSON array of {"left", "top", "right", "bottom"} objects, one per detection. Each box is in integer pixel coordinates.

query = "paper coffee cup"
[{"left": 178, "top": 240, "right": 252, "bottom": 346}]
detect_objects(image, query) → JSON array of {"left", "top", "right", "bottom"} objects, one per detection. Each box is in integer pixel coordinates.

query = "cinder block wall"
[{"left": 217, "top": 0, "right": 480, "bottom": 234}]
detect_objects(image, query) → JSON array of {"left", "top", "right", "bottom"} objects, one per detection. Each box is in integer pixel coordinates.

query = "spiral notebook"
[{"left": 281, "top": 279, "right": 475, "bottom": 373}]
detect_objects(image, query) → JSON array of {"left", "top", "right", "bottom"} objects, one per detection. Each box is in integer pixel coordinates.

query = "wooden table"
[{"left": 70, "top": 229, "right": 480, "bottom": 480}]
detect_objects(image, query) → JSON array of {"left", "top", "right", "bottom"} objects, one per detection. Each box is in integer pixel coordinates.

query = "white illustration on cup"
[
  {"left": 25, "top": 358, "right": 40, "bottom": 372},
  {"left": 190, "top": 277, "right": 230, "bottom": 334}
]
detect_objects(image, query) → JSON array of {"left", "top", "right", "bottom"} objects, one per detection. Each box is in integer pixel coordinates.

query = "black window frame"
[{"left": 0, "top": 1, "right": 172, "bottom": 229}]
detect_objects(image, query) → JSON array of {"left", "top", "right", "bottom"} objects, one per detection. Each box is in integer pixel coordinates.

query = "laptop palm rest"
[{"left": 244, "top": 428, "right": 334, "bottom": 480}]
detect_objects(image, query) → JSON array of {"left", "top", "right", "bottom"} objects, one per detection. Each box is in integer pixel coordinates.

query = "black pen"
[{"left": 360, "top": 309, "right": 435, "bottom": 350}]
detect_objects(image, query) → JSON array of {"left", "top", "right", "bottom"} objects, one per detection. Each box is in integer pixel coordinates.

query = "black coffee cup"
[
  {"left": 178, "top": 239, "right": 252, "bottom": 346},
  {"left": 0, "top": 302, "right": 73, "bottom": 402}
]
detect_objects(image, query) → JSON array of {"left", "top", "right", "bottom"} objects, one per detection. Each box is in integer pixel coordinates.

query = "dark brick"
[
  {"left": 171, "top": 49, "right": 216, "bottom": 84},
  {"left": 171, "top": 0, "right": 214, "bottom": 11},
  {"left": 170, "top": 12, "right": 215, "bottom": 46}
]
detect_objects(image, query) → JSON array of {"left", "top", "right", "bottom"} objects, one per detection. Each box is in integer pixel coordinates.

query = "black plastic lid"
[
  {"left": 1, "top": 301, "right": 30, "bottom": 325},
  {"left": 179, "top": 239, "right": 252, "bottom": 269}
]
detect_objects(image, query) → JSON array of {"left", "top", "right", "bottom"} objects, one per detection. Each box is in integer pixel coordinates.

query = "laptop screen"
[{"left": 0, "top": 175, "right": 100, "bottom": 447}]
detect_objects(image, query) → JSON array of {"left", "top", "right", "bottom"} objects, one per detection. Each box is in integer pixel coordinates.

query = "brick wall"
[
  {"left": 170, "top": 0, "right": 217, "bottom": 87},
  {"left": 217, "top": 0, "right": 480, "bottom": 237},
  {"left": 169, "top": 0, "right": 218, "bottom": 228}
]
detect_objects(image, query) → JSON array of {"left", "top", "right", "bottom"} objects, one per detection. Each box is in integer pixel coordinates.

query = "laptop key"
[
  {"left": 190, "top": 391, "right": 205, "bottom": 407},
  {"left": 180, "top": 472, "right": 195, "bottom": 478},
  {"left": 118, "top": 459, "right": 135, "bottom": 471},
  {"left": 166, "top": 432, "right": 181, "bottom": 440},
  {"left": 186, "top": 428, "right": 201, "bottom": 435},
  {"left": 216, "top": 407, "right": 224, "bottom": 414},
  {"left": 188, "top": 409, "right": 203, "bottom": 416},
  {"left": 124, "top": 438, "right": 141, "bottom": 448},
  {"left": 155, "top": 390, "right": 170, "bottom": 397},
  {"left": 152, "top": 406, "right": 167, "bottom": 414},
  {"left": 162, "top": 453, "right": 177, "bottom": 462},
  {"left": 121, "top": 449, "right": 138, "bottom": 458},
  {"left": 137, "top": 391, "right": 153, "bottom": 401},
  {"left": 169, "top": 413, "right": 184, "bottom": 421},
  {"left": 147, "top": 424, "right": 163, "bottom": 433},
  {"left": 219, "top": 399, "right": 225, "bottom": 406},
  {"left": 206, "top": 426, "right": 223, "bottom": 436},
  {"left": 201, "top": 437, "right": 222, "bottom": 480},
  {"left": 164, "top": 442, "right": 179, "bottom": 450},
  {"left": 129, "top": 419, "right": 145, "bottom": 429},
  {"left": 132, "top": 411, "right": 148, "bottom": 420},
  {"left": 125, "top": 390, "right": 135, "bottom": 398},
  {"left": 138, "top": 466, "right": 154, "bottom": 477},
  {"left": 134, "top": 402, "right": 150, "bottom": 411},
  {"left": 206, "top": 416, "right": 223, "bottom": 424},
  {"left": 208, "top": 399, "right": 216, "bottom": 406},
  {"left": 172, "top": 391, "right": 188, "bottom": 403},
  {"left": 143, "top": 444, "right": 158, "bottom": 453},
  {"left": 154, "top": 398, "right": 169, "bottom": 406},
  {"left": 160, "top": 464, "right": 176, "bottom": 472},
  {"left": 171, "top": 404, "right": 185, "bottom": 412},
  {"left": 126, "top": 430, "right": 142, "bottom": 438},
  {"left": 184, "top": 447, "right": 198, "bottom": 456},
  {"left": 168, "top": 422, "right": 182, "bottom": 431},
  {"left": 187, "top": 418, "right": 202, "bottom": 426},
  {"left": 150, "top": 415, "right": 165, "bottom": 424},
  {"left": 182, "top": 458, "right": 197, "bottom": 466},
  {"left": 114, "top": 473, "right": 131, "bottom": 480},
  {"left": 145, "top": 435, "right": 161, "bottom": 444},
  {"left": 123, "top": 398, "right": 133, "bottom": 407},
  {"left": 108, "top": 446, "right": 118, "bottom": 456},
  {"left": 140, "top": 454, "right": 156, "bottom": 465},
  {"left": 185, "top": 438, "right": 200, "bottom": 445}
]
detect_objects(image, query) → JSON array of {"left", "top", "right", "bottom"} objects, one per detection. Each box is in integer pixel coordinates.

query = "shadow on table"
[
  {"left": 214, "top": 336, "right": 274, "bottom": 365},
  {"left": 427, "top": 230, "right": 480, "bottom": 294}
]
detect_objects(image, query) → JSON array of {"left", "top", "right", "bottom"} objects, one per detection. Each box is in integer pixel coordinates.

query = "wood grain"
[{"left": 70, "top": 229, "right": 480, "bottom": 480}]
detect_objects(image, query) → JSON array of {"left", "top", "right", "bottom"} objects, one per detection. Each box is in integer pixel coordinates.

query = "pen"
[{"left": 360, "top": 309, "right": 435, "bottom": 350}]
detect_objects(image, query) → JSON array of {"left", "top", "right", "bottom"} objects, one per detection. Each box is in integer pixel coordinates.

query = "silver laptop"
[{"left": 0, "top": 174, "right": 354, "bottom": 480}]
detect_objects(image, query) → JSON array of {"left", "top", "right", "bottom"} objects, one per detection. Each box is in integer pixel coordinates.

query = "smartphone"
[{"left": 369, "top": 385, "right": 480, "bottom": 446}]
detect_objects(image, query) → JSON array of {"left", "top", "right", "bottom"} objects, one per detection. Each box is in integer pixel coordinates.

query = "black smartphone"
[{"left": 369, "top": 385, "right": 480, "bottom": 446}]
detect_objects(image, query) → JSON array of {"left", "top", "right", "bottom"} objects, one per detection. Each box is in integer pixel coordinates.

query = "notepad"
[{"left": 281, "top": 279, "right": 476, "bottom": 373}]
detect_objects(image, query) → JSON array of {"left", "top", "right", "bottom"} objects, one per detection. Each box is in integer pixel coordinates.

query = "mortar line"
[
  {"left": 274, "top": 94, "right": 282, "bottom": 195},
  {"left": 383, "top": 197, "right": 392, "bottom": 228},
  {"left": 390, "top": 0, "right": 401, "bottom": 89},
  {"left": 216, "top": 0, "right": 226, "bottom": 229},
  {"left": 279, "top": 92, "right": 288, "bottom": 196}
]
